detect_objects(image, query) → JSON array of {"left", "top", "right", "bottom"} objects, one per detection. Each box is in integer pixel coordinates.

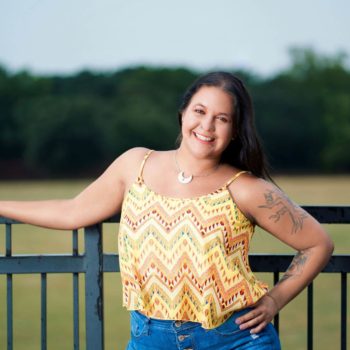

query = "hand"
[{"left": 235, "top": 294, "right": 279, "bottom": 334}]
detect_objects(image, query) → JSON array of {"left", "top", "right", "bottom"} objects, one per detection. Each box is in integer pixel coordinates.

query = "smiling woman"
[
  {"left": 177, "top": 72, "right": 271, "bottom": 181},
  {"left": 179, "top": 86, "right": 234, "bottom": 164},
  {"left": 0, "top": 72, "right": 333, "bottom": 350}
]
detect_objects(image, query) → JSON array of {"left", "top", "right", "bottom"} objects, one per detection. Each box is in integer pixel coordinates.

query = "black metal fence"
[{"left": 0, "top": 205, "right": 349, "bottom": 350}]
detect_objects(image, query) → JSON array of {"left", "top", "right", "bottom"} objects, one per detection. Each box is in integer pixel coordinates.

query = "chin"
[{"left": 190, "top": 144, "right": 221, "bottom": 160}]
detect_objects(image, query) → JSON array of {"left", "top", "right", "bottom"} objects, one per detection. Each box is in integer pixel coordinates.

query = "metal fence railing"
[{"left": 0, "top": 206, "right": 349, "bottom": 350}]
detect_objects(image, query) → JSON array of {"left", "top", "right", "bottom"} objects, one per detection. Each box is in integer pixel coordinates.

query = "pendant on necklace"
[{"left": 178, "top": 171, "right": 193, "bottom": 184}]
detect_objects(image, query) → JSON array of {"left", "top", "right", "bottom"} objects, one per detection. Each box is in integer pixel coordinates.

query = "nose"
[{"left": 200, "top": 115, "right": 215, "bottom": 131}]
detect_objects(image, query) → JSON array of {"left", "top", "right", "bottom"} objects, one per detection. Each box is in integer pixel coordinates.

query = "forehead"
[{"left": 190, "top": 86, "right": 234, "bottom": 113}]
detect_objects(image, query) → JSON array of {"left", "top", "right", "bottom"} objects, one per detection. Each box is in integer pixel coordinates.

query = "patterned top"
[{"left": 118, "top": 150, "right": 268, "bottom": 329}]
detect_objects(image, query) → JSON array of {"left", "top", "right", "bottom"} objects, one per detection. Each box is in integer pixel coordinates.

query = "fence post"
[
  {"left": 84, "top": 224, "right": 104, "bottom": 350},
  {"left": 6, "top": 223, "right": 13, "bottom": 350}
]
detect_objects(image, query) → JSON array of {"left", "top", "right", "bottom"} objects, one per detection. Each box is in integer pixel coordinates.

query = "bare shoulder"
[
  {"left": 228, "top": 172, "right": 274, "bottom": 203},
  {"left": 227, "top": 173, "right": 286, "bottom": 222},
  {"left": 112, "top": 147, "right": 150, "bottom": 185},
  {"left": 228, "top": 172, "right": 312, "bottom": 232},
  {"left": 117, "top": 147, "right": 150, "bottom": 166}
]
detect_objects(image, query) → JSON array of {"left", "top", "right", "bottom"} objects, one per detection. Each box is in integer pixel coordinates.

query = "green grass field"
[{"left": 0, "top": 176, "right": 349, "bottom": 349}]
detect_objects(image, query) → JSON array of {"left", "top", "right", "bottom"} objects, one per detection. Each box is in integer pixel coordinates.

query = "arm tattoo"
[
  {"left": 258, "top": 189, "right": 309, "bottom": 234},
  {"left": 278, "top": 250, "right": 310, "bottom": 284}
]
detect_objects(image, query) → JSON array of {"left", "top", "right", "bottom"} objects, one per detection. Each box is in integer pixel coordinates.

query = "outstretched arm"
[
  {"left": 0, "top": 148, "right": 147, "bottom": 230},
  {"left": 229, "top": 176, "right": 334, "bottom": 334}
]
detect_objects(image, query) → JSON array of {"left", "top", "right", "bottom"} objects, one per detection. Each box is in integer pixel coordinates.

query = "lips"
[{"left": 194, "top": 132, "right": 215, "bottom": 142}]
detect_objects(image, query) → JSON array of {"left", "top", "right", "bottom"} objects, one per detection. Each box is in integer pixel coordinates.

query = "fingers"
[
  {"left": 235, "top": 295, "right": 278, "bottom": 334},
  {"left": 235, "top": 310, "right": 265, "bottom": 332},
  {"left": 250, "top": 319, "right": 269, "bottom": 334}
]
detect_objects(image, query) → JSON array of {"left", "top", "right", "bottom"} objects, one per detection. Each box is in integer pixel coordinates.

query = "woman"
[{"left": 0, "top": 72, "right": 333, "bottom": 349}]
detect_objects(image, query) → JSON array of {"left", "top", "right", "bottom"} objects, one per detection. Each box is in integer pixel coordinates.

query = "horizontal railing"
[{"left": 0, "top": 205, "right": 349, "bottom": 350}]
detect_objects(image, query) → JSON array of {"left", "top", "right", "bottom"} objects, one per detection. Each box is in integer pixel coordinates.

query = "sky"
[{"left": 1, "top": 0, "right": 349, "bottom": 77}]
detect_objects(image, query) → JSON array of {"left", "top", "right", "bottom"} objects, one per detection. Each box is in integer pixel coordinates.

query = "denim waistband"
[
  {"left": 128, "top": 308, "right": 281, "bottom": 350},
  {"left": 131, "top": 308, "right": 251, "bottom": 331}
]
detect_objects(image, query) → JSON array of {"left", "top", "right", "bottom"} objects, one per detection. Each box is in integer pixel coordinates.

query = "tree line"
[{"left": 0, "top": 47, "right": 349, "bottom": 178}]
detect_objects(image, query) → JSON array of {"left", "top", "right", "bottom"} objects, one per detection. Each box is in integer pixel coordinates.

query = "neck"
[{"left": 175, "top": 146, "right": 220, "bottom": 175}]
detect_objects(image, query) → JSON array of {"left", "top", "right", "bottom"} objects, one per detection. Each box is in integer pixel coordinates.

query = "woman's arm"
[
  {"left": 229, "top": 175, "right": 334, "bottom": 334},
  {"left": 0, "top": 148, "right": 148, "bottom": 230}
]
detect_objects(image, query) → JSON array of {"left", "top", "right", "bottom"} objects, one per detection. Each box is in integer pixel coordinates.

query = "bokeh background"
[
  {"left": 1, "top": 0, "right": 350, "bottom": 178},
  {"left": 0, "top": 1, "right": 349, "bottom": 349}
]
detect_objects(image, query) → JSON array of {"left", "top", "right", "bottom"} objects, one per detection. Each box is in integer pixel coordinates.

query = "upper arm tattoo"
[{"left": 258, "top": 188, "right": 309, "bottom": 234}]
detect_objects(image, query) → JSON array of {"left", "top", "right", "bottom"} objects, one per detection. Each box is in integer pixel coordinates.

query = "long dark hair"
[{"left": 178, "top": 71, "right": 272, "bottom": 180}]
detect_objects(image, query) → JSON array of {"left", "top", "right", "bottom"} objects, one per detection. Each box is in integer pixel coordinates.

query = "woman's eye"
[
  {"left": 194, "top": 109, "right": 205, "bottom": 115},
  {"left": 217, "top": 116, "right": 228, "bottom": 122}
]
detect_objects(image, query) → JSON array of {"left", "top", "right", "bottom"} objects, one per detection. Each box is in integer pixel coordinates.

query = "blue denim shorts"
[{"left": 126, "top": 308, "right": 281, "bottom": 350}]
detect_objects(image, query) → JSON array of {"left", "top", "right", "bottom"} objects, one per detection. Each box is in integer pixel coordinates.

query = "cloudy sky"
[{"left": 1, "top": 0, "right": 349, "bottom": 76}]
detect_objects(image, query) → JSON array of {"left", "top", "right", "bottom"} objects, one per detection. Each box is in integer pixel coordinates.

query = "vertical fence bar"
[
  {"left": 307, "top": 282, "right": 313, "bottom": 350},
  {"left": 341, "top": 273, "right": 347, "bottom": 350},
  {"left": 6, "top": 224, "right": 13, "bottom": 350},
  {"left": 84, "top": 224, "right": 104, "bottom": 350},
  {"left": 273, "top": 271, "right": 279, "bottom": 333},
  {"left": 41, "top": 273, "right": 47, "bottom": 350},
  {"left": 73, "top": 229, "right": 80, "bottom": 350}
]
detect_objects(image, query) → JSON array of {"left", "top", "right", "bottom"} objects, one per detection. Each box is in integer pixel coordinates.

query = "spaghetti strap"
[
  {"left": 225, "top": 170, "right": 249, "bottom": 187},
  {"left": 137, "top": 150, "right": 154, "bottom": 183}
]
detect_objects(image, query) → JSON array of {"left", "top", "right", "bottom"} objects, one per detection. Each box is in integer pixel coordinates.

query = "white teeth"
[{"left": 195, "top": 132, "right": 213, "bottom": 142}]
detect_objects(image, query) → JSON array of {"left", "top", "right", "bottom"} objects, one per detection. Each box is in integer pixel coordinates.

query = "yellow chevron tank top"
[{"left": 118, "top": 150, "right": 268, "bottom": 329}]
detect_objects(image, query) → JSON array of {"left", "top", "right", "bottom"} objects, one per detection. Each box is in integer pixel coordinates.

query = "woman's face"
[{"left": 180, "top": 86, "right": 235, "bottom": 160}]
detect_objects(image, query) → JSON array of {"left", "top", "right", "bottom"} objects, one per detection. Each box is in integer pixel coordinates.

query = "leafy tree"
[
  {"left": 14, "top": 95, "right": 108, "bottom": 176},
  {"left": 1, "top": 48, "right": 349, "bottom": 177},
  {"left": 253, "top": 47, "right": 350, "bottom": 172}
]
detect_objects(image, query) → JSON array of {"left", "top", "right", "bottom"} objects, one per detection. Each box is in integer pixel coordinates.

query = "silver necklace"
[{"left": 174, "top": 150, "right": 220, "bottom": 184}]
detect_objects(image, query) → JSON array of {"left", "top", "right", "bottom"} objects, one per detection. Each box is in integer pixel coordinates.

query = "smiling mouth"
[{"left": 194, "top": 132, "right": 215, "bottom": 142}]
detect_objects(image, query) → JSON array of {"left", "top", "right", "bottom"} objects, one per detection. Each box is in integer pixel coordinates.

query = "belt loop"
[{"left": 145, "top": 315, "right": 150, "bottom": 335}]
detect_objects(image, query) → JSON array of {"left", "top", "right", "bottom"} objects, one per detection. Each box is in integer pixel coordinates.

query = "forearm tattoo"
[
  {"left": 258, "top": 188, "right": 309, "bottom": 234},
  {"left": 278, "top": 250, "right": 310, "bottom": 284}
]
